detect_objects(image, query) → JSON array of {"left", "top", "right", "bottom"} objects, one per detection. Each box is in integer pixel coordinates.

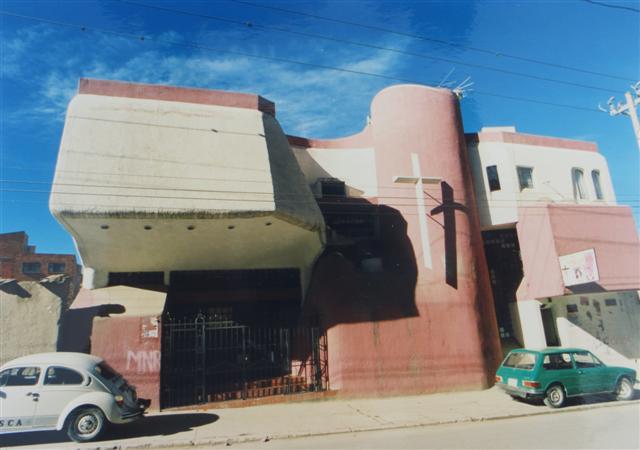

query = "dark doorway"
[
  {"left": 160, "top": 269, "right": 328, "bottom": 408},
  {"left": 541, "top": 307, "right": 560, "bottom": 346},
  {"left": 482, "top": 229, "right": 524, "bottom": 347}
]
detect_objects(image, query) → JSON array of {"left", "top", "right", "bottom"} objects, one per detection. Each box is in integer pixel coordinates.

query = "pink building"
[{"left": 51, "top": 79, "right": 639, "bottom": 409}]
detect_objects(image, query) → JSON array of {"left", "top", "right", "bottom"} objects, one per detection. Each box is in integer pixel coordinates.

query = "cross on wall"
[
  {"left": 392, "top": 153, "right": 441, "bottom": 270},
  {"left": 393, "top": 153, "right": 467, "bottom": 289}
]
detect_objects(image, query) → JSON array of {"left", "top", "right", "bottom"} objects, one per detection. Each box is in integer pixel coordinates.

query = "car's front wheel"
[
  {"left": 615, "top": 377, "right": 635, "bottom": 401},
  {"left": 544, "top": 384, "right": 565, "bottom": 408},
  {"left": 66, "top": 407, "right": 105, "bottom": 442}
]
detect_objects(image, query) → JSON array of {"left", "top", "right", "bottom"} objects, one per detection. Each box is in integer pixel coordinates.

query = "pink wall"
[
  {"left": 305, "top": 85, "right": 502, "bottom": 396},
  {"left": 516, "top": 204, "right": 640, "bottom": 301},
  {"left": 91, "top": 316, "right": 162, "bottom": 409},
  {"left": 548, "top": 204, "right": 640, "bottom": 292},
  {"left": 516, "top": 207, "right": 565, "bottom": 301}
]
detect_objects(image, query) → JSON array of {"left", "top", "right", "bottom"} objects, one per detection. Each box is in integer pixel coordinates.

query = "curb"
[{"left": 121, "top": 399, "right": 640, "bottom": 449}]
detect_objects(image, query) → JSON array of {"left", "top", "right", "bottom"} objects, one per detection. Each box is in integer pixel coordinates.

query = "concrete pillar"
[
  {"left": 516, "top": 300, "right": 547, "bottom": 349},
  {"left": 82, "top": 267, "right": 108, "bottom": 290}
]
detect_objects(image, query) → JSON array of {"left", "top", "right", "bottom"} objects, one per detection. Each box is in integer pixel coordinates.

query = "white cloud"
[{"left": 3, "top": 20, "right": 413, "bottom": 137}]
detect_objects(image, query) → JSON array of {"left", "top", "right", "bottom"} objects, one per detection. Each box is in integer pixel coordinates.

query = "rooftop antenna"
[
  {"left": 453, "top": 77, "right": 474, "bottom": 99},
  {"left": 437, "top": 68, "right": 457, "bottom": 88}
]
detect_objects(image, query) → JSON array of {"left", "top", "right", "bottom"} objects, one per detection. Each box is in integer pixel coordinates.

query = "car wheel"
[
  {"left": 615, "top": 377, "right": 634, "bottom": 401},
  {"left": 67, "top": 407, "right": 105, "bottom": 442},
  {"left": 544, "top": 384, "right": 565, "bottom": 408}
]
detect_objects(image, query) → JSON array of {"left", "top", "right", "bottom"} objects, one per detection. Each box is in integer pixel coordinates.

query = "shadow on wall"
[
  {"left": 303, "top": 200, "right": 419, "bottom": 329},
  {"left": 430, "top": 182, "right": 469, "bottom": 289},
  {"left": 0, "top": 281, "right": 31, "bottom": 298},
  {"left": 547, "top": 292, "right": 640, "bottom": 362},
  {"left": 58, "top": 304, "right": 126, "bottom": 353}
]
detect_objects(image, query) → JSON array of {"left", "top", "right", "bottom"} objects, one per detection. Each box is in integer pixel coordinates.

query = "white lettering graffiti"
[{"left": 126, "top": 350, "right": 161, "bottom": 374}]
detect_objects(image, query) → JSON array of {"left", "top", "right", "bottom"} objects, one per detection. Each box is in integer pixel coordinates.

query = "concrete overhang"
[{"left": 50, "top": 80, "right": 325, "bottom": 282}]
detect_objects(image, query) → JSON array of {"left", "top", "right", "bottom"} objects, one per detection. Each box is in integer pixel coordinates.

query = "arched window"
[
  {"left": 591, "top": 170, "right": 604, "bottom": 200},
  {"left": 572, "top": 168, "right": 587, "bottom": 200}
]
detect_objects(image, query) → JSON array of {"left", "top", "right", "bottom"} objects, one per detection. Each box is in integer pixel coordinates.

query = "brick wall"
[{"left": 0, "top": 232, "right": 81, "bottom": 301}]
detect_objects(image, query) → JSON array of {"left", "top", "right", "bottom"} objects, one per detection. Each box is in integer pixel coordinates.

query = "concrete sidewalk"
[{"left": 4, "top": 387, "right": 639, "bottom": 449}]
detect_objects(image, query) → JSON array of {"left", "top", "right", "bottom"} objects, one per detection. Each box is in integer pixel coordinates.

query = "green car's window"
[
  {"left": 573, "top": 352, "right": 602, "bottom": 368},
  {"left": 503, "top": 352, "right": 537, "bottom": 370},
  {"left": 542, "top": 353, "right": 573, "bottom": 370}
]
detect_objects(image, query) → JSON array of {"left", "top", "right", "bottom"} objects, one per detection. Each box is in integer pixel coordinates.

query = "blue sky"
[{"left": 1, "top": 0, "right": 639, "bottom": 256}]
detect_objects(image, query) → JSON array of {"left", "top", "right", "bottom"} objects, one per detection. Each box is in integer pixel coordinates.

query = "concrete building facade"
[
  {"left": 467, "top": 128, "right": 640, "bottom": 371},
  {"left": 50, "top": 79, "right": 639, "bottom": 408}
]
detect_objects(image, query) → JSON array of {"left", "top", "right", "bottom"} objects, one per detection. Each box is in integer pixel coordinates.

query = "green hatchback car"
[{"left": 495, "top": 348, "right": 637, "bottom": 408}]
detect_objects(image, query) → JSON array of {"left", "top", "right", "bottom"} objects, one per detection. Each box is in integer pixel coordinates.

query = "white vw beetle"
[{"left": 0, "top": 352, "right": 150, "bottom": 442}]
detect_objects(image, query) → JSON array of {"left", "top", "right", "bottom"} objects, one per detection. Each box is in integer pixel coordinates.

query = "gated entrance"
[{"left": 161, "top": 312, "right": 328, "bottom": 408}]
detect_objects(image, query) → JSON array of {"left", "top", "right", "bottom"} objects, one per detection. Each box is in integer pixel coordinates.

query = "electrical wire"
[
  {"left": 116, "top": 0, "right": 619, "bottom": 94},
  {"left": 228, "top": 0, "right": 637, "bottom": 82},
  {"left": 0, "top": 10, "right": 605, "bottom": 114},
  {"left": 581, "top": 0, "right": 640, "bottom": 13}
]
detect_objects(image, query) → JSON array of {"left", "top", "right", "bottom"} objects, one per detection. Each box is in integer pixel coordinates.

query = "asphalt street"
[{"left": 227, "top": 403, "right": 640, "bottom": 449}]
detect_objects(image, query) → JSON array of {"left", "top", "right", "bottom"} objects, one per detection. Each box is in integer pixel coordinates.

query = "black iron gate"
[{"left": 161, "top": 314, "right": 328, "bottom": 408}]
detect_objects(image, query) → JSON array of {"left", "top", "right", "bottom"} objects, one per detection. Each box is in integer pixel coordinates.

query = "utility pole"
[{"left": 600, "top": 81, "right": 640, "bottom": 151}]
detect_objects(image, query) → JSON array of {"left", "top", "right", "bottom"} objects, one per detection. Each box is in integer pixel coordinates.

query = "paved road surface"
[{"left": 228, "top": 403, "right": 640, "bottom": 449}]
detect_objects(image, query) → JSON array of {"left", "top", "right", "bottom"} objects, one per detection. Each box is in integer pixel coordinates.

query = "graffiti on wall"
[{"left": 126, "top": 350, "right": 161, "bottom": 374}]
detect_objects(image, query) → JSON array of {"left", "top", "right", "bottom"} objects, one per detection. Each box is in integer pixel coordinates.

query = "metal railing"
[{"left": 161, "top": 314, "right": 328, "bottom": 408}]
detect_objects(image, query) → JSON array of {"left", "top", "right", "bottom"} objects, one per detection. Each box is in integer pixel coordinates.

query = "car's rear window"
[
  {"left": 503, "top": 352, "right": 537, "bottom": 370},
  {"left": 94, "top": 362, "right": 121, "bottom": 380}
]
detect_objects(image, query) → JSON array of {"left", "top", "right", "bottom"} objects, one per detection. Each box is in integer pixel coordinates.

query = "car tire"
[
  {"left": 66, "top": 407, "right": 105, "bottom": 442},
  {"left": 615, "top": 377, "right": 635, "bottom": 401},
  {"left": 544, "top": 384, "right": 565, "bottom": 408}
]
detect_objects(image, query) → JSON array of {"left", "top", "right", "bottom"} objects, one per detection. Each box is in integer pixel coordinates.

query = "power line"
[
  {"left": 0, "top": 10, "right": 605, "bottom": 114},
  {"left": 116, "top": 0, "right": 619, "bottom": 94},
  {"left": 581, "top": 0, "right": 640, "bottom": 13},
  {"left": 229, "top": 0, "right": 637, "bottom": 82},
  {"left": 6, "top": 178, "right": 638, "bottom": 203}
]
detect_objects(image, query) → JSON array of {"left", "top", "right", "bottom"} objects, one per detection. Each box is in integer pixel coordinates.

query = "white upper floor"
[{"left": 467, "top": 127, "right": 616, "bottom": 229}]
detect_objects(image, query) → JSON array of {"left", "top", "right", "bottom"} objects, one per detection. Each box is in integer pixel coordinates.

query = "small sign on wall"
[
  {"left": 559, "top": 249, "right": 599, "bottom": 287},
  {"left": 141, "top": 317, "right": 159, "bottom": 339}
]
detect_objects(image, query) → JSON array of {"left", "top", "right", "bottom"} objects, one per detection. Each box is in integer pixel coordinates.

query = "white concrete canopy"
[{"left": 50, "top": 81, "right": 325, "bottom": 288}]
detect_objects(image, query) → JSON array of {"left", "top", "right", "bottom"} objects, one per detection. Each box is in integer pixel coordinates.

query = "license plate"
[{"left": 508, "top": 378, "right": 518, "bottom": 387}]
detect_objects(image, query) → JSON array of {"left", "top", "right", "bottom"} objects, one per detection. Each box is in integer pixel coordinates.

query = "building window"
[
  {"left": 517, "top": 167, "right": 534, "bottom": 190},
  {"left": 47, "top": 262, "right": 66, "bottom": 273},
  {"left": 486, "top": 165, "right": 501, "bottom": 191},
  {"left": 572, "top": 168, "right": 587, "bottom": 200},
  {"left": 22, "top": 262, "right": 41, "bottom": 274},
  {"left": 591, "top": 170, "right": 604, "bottom": 200},
  {"left": 319, "top": 178, "right": 346, "bottom": 197}
]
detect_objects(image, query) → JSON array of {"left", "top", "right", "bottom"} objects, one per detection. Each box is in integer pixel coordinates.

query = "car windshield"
[
  {"left": 94, "top": 362, "right": 122, "bottom": 381},
  {"left": 503, "top": 352, "right": 537, "bottom": 370}
]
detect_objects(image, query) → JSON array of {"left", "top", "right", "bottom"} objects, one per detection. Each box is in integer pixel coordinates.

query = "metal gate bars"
[{"left": 161, "top": 314, "right": 328, "bottom": 408}]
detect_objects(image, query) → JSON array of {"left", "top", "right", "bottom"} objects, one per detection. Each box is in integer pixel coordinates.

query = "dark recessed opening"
[
  {"left": 187, "top": 225, "right": 195, "bottom": 231},
  {"left": 265, "top": 222, "right": 272, "bottom": 226},
  {"left": 100, "top": 225, "right": 109, "bottom": 230},
  {"left": 144, "top": 225, "right": 153, "bottom": 230},
  {"left": 228, "top": 225, "right": 235, "bottom": 230}
]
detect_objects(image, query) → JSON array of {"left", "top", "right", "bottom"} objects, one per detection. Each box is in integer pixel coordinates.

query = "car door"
[
  {"left": 540, "top": 353, "right": 581, "bottom": 396},
  {"left": 571, "top": 351, "right": 607, "bottom": 394},
  {"left": 33, "top": 366, "right": 91, "bottom": 429},
  {"left": 0, "top": 366, "right": 42, "bottom": 432}
]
